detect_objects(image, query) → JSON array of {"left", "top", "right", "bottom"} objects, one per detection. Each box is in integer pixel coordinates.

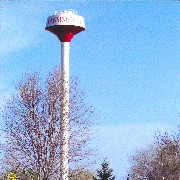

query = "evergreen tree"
[{"left": 94, "top": 159, "right": 115, "bottom": 180}]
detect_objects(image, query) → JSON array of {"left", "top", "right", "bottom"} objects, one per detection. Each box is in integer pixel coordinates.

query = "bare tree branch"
[{"left": 1, "top": 68, "right": 96, "bottom": 180}]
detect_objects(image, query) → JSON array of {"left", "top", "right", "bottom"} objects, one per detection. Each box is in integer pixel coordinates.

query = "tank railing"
[{"left": 55, "top": 9, "right": 77, "bottom": 15}]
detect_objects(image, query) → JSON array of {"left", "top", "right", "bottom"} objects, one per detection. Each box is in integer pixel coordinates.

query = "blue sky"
[{"left": 0, "top": 1, "right": 179, "bottom": 179}]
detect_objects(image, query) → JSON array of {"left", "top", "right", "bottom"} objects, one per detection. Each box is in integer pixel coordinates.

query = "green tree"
[{"left": 94, "top": 159, "right": 115, "bottom": 180}]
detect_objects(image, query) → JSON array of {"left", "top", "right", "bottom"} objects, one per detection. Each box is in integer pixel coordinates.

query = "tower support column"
[{"left": 60, "top": 42, "right": 70, "bottom": 180}]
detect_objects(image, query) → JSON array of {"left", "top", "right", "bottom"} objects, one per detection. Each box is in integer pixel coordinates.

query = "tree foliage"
[
  {"left": 69, "top": 168, "right": 95, "bottom": 180},
  {"left": 0, "top": 168, "right": 95, "bottom": 180},
  {"left": 128, "top": 126, "right": 180, "bottom": 180},
  {"left": 1, "top": 169, "right": 38, "bottom": 180},
  {"left": 1, "top": 69, "right": 95, "bottom": 179},
  {"left": 94, "top": 159, "right": 115, "bottom": 180}
]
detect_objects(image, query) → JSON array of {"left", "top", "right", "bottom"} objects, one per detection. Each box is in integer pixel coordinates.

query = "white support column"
[{"left": 60, "top": 42, "right": 70, "bottom": 180}]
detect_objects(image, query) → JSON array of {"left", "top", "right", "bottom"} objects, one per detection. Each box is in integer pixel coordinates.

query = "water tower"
[{"left": 45, "top": 10, "right": 85, "bottom": 180}]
